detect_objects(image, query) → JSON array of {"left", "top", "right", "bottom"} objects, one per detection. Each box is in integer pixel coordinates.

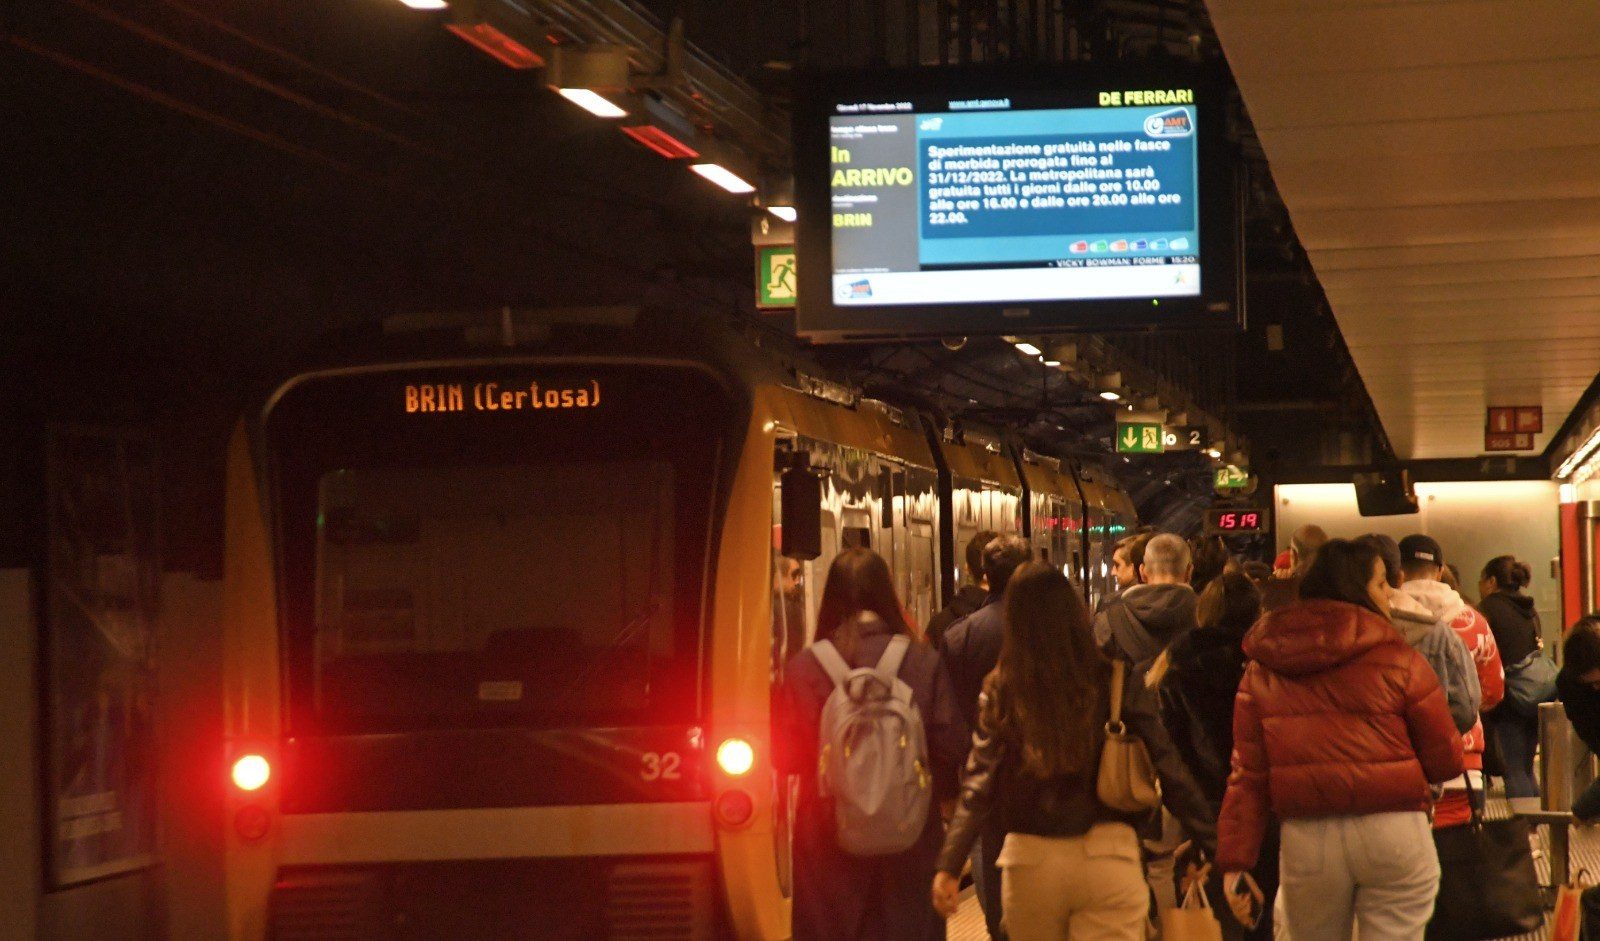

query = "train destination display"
[{"left": 827, "top": 88, "right": 1201, "bottom": 308}]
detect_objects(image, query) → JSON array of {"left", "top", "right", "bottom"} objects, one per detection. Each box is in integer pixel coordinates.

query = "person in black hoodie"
[
  {"left": 931, "top": 563, "right": 1216, "bottom": 941},
  {"left": 1477, "top": 554, "right": 1544, "bottom": 800},
  {"left": 1154, "top": 572, "right": 1277, "bottom": 941},
  {"left": 926, "top": 529, "right": 996, "bottom": 650}
]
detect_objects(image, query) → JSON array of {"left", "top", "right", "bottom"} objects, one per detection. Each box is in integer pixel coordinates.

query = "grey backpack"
[{"left": 811, "top": 633, "right": 932, "bottom": 856}]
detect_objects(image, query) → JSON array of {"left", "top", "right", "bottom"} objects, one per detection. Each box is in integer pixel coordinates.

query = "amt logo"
[{"left": 1143, "top": 107, "right": 1194, "bottom": 137}]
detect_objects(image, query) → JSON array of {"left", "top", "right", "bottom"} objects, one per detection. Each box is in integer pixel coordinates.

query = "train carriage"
[{"left": 218, "top": 310, "right": 1136, "bottom": 940}]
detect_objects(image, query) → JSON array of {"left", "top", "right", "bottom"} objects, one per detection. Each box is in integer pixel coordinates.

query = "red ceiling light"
[
  {"left": 620, "top": 124, "right": 699, "bottom": 159},
  {"left": 618, "top": 94, "right": 700, "bottom": 159},
  {"left": 445, "top": 0, "right": 546, "bottom": 69},
  {"left": 446, "top": 21, "right": 545, "bottom": 69}
]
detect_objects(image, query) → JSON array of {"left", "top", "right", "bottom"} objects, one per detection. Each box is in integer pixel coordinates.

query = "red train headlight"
[
  {"left": 232, "top": 754, "right": 271, "bottom": 791},
  {"left": 716, "top": 738, "right": 755, "bottom": 776}
]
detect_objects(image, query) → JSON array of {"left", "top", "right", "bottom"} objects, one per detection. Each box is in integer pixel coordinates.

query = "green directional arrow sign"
[
  {"left": 1116, "top": 422, "right": 1165, "bottom": 454},
  {"left": 1214, "top": 465, "right": 1251, "bottom": 489}
]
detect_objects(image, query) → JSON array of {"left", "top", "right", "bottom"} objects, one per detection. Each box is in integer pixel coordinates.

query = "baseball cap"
[{"left": 1398, "top": 534, "right": 1443, "bottom": 567}]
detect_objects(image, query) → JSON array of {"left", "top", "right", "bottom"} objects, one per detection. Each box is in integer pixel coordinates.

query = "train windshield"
[{"left": 267, "top": 364, "right": 734, "bottom": 735}]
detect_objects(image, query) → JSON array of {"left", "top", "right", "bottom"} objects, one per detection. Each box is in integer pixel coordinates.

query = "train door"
[{"left": 1563, "top": 501, "right": 1600, "bottom": 628}]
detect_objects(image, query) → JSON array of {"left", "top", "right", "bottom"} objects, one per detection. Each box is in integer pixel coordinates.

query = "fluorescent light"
[
  {"left": 399, "top": 0, "right": 448, "bottom": 7},
  {"left": 1556, "top": 425, "right": 1600, "bottom": 479},
  {"left": 767, "top": 206, "right": 797, "bottom": 222},
  {"left": 690, "top": 162, "right": 756, "bottom": 194},
  {"left": 558, "top": 88, "right": 627, "bottom": 118},
  {"left": 1013, "top": 342, "right": 1042, "bottom": 357},
  {"left": 1043, "top": 359, "right": 1061, "bottom": 367},
  {"left": 1099, "top": 390, "right": 1122, "bottom": 401},
  {"left": 1206, "top": 448, "right": 1222, "bottom": 459}
]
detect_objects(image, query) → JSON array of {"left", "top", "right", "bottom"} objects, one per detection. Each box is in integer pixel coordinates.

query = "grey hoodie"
[
  {"left": 1389, "top": 585, "right": 1481, "bottom": 734},
  {"left": 1095, "top": 582, "right": 1197, "bottom": 670}
]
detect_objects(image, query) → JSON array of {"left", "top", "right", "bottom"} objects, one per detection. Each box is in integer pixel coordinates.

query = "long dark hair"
[
  {"left": 814, "top": 548, "right": 912, "bottom": 660},
  {"left": 1197, "top": 571, "right": 1262, "bottom": 633},
  {"left": 1298, "top": 538, "right": 1385, "bottom": 617},
  {"left": 1482, "top": 555, "right": 1532, "bottom": 594},
  {"left": 983, "top": 562, "right": 1106, "bottom": 778}
]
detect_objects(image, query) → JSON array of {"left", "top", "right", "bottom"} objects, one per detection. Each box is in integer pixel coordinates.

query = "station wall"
[
  {"left": 1274, "top": 481, "right": 1563, "bottom": 645},
  {"left": 0, "top": 570, "right": 225, "bottom": 941}
]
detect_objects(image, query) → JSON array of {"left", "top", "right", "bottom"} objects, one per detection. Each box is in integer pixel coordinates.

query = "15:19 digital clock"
[{"left": 1204, "top": 507, "right": 1268, "bottom": 534}]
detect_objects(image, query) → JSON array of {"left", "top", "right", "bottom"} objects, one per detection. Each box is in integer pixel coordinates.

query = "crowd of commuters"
[{"left": 775, "top": 520, "right": 1579, "bottom": 941}]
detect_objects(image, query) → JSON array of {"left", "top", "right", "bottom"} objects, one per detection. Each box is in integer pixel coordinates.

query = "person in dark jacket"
[
  {"left": 1559, "top": 616, "right": 1600, "bottom": 820},
  {"left": 926, "top": 529, "right": 996, "bottom": 650},
  {"left": 941, "top": 533, "right": 1032, "bottom": 939},
  {"left": 1477, "top": 554, "right": 1544, "bottom": 800},
  {"left": 1155, "top": 572, "right": 1277, "bottom": 941},
  {"left": 1219, "top": 539, "right": 1465, "bottom": 941},
  {"left": 932, "top": 563, "right": 1217, "bottom": 941},
  {"left": 776, "top": 548, "right": 968, "bottom": 941},
  {"left": 1096, "top": 533, "right": 1197, "bottom": 670},
  {"left": 1096, "top": 532, "right": 1198, "bottom": 913}
]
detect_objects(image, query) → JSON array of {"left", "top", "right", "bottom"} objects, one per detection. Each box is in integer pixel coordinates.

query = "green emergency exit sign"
[
  {"left": 1115, "top": 422, "right": 1164, "bottom": 454},
  {"left": 1214, "top": 465, "right": 1250, "bottom": 489}
]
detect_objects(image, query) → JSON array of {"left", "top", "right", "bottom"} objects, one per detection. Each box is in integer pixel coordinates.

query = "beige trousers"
[{"left": 998, "top": 824, "right": 1149, "bottom": 941}]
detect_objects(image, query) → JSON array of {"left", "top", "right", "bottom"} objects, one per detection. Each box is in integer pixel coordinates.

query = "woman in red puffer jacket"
[{"left": 1218, "top": 539, "right": 1464, "bottom": 941}]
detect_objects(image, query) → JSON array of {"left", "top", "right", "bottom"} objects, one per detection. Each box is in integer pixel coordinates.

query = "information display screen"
[{"left": 795, "top": 64, "right": 1238, "bottom": 339}]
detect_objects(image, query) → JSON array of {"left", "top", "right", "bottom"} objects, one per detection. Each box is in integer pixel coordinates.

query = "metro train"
[{"left": 218, "top": 308, "right": 1137, "bottom": 941}]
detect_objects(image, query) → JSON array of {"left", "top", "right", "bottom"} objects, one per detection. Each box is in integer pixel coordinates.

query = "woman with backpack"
[
  {"left": 1217, "top": 539, "right": 1464, "bottom": 941},
  {"left": 775, "top": 548, "right": 968, "bottom": 941},
  {"left": 931, "top": 562, "right": 1217, "bottom": 941},
  {"left": 1478, "top": 555, "right": 1548, "bottom": 801}
]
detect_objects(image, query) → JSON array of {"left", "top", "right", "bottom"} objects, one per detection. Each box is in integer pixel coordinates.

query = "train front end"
[{"left": 221, "top": 359, "right": 772, "bottom": 940}]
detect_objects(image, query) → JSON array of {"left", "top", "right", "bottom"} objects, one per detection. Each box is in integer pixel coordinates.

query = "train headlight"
[
  {"left": 714, "top": 790, "right": 755, "bottom": 828},
  {"left": 716, "top": 738, "right": 755, "bottom": 776},
  {"left": 234, "top": 805, "right": 272, "bottom": 841},
  {"left": 232, "top": 754, "right": 271, "bottom": 791}
]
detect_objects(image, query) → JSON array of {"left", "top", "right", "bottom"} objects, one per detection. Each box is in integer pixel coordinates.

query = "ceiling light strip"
[{"left": 1555, "top": 425, "right": 1600, "bottom": 480}]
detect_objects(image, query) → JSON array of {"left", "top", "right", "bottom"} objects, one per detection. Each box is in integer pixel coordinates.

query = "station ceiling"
[
  {"left": 1207, "top": 0, "right": 1600, "bottom": 460},
  {"left": 1, "top": 0, "right": 1418, "bottom": 560}
]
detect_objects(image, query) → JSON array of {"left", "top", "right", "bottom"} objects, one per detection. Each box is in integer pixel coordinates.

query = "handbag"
[
  {"left": 1160, "top": 878, "right": 1223, "bottom": 941},
  {"left": 1425, "top": 774, "right": 1544, "bottom": 941},
  {"left": 1097, "top": 660, "right": 1162, "bottom": 813},
  {"left": 1580, "top": 882, "right": 1600, "bottom": 941},
  {"left": 1552, "top": 869, "right": 1592, "bottom": 941},
  {"left": 1504, "top": 649, "right": 1559, "bottom": 717}
]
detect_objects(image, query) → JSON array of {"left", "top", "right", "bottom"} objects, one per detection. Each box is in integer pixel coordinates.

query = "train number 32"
[{"left": 641, "top": 751, "right": 683, "bottom": 781}]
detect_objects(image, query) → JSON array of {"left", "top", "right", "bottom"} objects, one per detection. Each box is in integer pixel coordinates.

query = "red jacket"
[
  {"left": 1217, "top": 599, "right": 1466, "bottom": 871},
  {"left": 1437, "top": 600, "right": 1504, "bottom": 827}
]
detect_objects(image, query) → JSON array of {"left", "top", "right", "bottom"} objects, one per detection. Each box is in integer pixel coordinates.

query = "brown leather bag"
[{"left": 1096, "top": 660, "right": 1162, "bottom": 813}]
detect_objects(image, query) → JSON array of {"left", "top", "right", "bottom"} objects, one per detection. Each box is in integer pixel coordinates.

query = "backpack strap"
[
  {"left": 875, "top": 635, "right": 913, "bottom": 703},
  {"left": 874, "top": 634, "right": 911, "bottom": 681},
  {"left": 811, "top": 640, "right": 851, "bottom": 687}
]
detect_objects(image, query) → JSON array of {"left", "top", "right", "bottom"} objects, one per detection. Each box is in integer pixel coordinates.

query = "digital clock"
[{"left": 1205, "top": 507, "right": 1267, "bottom": 534}]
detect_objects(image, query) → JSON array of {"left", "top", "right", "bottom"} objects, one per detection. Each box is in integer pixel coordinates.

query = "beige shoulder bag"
[{"left": 1096, "top": 660, "right": 1162, "bottom": 812}]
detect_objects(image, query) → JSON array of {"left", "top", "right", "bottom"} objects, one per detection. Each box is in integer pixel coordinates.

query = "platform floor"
[{"left": 944, "top": 787, "right": 1600, "bottom": 941}]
